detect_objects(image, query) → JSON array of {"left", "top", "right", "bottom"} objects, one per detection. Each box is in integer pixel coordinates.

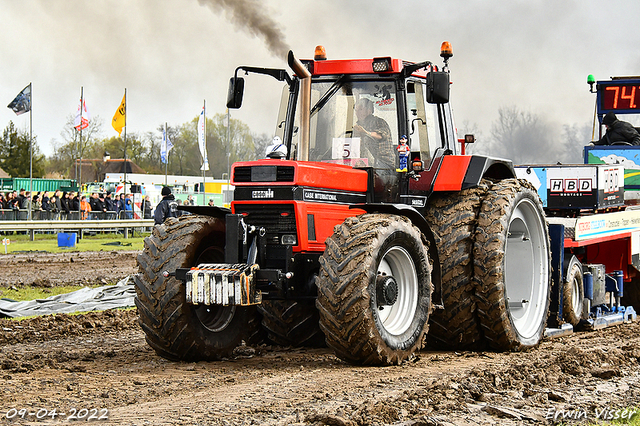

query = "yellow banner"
[{"left": 112, "top": 92, "right": 126, "bottom": 136}]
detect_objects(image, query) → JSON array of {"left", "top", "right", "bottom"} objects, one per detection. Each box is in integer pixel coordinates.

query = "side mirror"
[
  {"left": 426, "top": 72, "right": 450, "bottom": 104},
  {"left": 226, "top": 77, "right": 245, "bottom": 109}
]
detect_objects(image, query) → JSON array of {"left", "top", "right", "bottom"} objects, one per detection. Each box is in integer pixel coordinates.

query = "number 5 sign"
[{"left": 332, "top": 137, "right": 361, "bottom": 160}]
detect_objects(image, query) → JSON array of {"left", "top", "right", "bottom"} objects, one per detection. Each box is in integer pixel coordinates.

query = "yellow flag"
[{"left": 112, "top": 92, "right": 126, "bottom": 136}]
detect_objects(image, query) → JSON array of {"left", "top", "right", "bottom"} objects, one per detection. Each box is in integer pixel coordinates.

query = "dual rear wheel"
[{"left": 474, "top": 179, "right": 551, "bottom": 349}]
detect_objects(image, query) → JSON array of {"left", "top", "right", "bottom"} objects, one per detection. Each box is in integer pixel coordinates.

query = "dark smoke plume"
[{"left": 198, "top": 0, "right": 290, "bottom": 60}]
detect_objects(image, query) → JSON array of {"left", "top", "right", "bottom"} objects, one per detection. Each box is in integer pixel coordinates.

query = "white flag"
[
  {"left": 161, "top": 128, "right": 173, "bottom": 164},
  {"left": 197, "top": 107, "right": 209, "bottom": 170},
  {"left": 74, "top": 99, "right": 90, "bottom": 131}
]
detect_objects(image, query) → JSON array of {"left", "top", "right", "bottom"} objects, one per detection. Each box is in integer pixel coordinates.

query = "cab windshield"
[{"left": 287, "top": 79, "right": 399, "bottom": 170}]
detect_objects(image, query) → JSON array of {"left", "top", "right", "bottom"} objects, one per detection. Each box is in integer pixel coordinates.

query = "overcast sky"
[{"left": 2, "top": 0, "right": 640, "bottom": 160}]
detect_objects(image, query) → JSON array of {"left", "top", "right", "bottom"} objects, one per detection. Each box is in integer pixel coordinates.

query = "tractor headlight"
[{"left": 281, "top": 234, "right": 297, "bottom": 245}]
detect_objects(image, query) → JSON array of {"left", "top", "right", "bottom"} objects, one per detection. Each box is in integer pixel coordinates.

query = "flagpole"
[
  {"left": 28, "top": 82, "right": 33, "bottom": 221},
  {"left": 164, "top": 122, "right": 168, "bottom": 186},
  {"left": 78, "top": 86, "right": 83, "bottom": 217},
  {"left": 226, "top": 108, "right": 230, "bottom": 204},
  {"left": 123, "top": 88, "right": 127, "bottom": 195},
  {"left": 202, "top": 100, "right": 206, "bottom": 206}
]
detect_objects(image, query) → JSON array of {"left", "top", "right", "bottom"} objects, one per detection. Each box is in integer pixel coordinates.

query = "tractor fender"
[
  {"left": 431, "top": 155, "right": 516, "bottom": 192},
  {"left": 351, "top": 203, "right": 442, "bottom": 308},
  {"left": 471, "top": 156, "right": 517, "bottom": 185}
]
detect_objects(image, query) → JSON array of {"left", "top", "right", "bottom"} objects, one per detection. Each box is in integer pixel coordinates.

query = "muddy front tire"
[
  {"left": 135, "top": 215, "right": 262, "bottom": 361},
  {"left": 474, "top": 179, "right": 551, "bottom": 351},
  {"left": 259, "top": 300, "right": 325, "bottom": 347},
  {"left": 316, "top": 214, "right": 432, "bottom": 365}
]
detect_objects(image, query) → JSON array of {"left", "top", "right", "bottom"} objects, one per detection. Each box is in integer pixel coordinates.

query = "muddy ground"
[{"left": 1, "top": 251, "right": 639, "bottom": 425}]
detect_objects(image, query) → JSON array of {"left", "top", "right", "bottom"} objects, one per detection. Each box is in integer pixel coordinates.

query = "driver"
[
  {"left": 353, "top": 98, "right": 394, "bottom": 168},
  {"left": 594, "top": 112, "right": 640, "bottom": 146}
]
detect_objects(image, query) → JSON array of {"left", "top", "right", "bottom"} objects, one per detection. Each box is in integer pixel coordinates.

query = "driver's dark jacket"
[{"left": 595, "top": 120, "right": 640, "bottom": 145}]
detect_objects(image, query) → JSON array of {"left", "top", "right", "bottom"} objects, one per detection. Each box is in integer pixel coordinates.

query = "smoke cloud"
[{"left": 197, "top": 0, "right": 290, "bottom": 60}]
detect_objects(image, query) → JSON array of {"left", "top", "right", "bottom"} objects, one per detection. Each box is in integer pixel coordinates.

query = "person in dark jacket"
[
  {"left": 16, "top": 189, "right": 26, "bottom": 210},
  {"left": 595, "top": 112, "right": 640, "bottom": 145},
  {"left": 142, "top": 195, "right": 153, "bottom": 219},
  {"left": 104, "top": 191, "right": 116, "bottom": 213},
  {"left": 116, "top": 194, "right": 125, "bottom": 218},
  {"left": 70, "top": 192, "right": 80, "bottom": 216},
  {"left": 41, "top": 192, "right": 50, "bottom": 219},
  {"left": 154, "top": 186, "right": 177, "bottom": 225},
  {"left": 61, "top": 191, "right": 71, "bottom": 219}
]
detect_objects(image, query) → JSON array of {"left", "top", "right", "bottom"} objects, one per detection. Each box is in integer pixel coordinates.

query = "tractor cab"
[{"left": 229, "top": 44, "right": 459, "bottom": 203}]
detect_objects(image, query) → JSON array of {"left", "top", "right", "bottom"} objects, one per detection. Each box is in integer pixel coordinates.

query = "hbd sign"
[{"left": 549, "top": 178, "right": 593, "bottom": 193}]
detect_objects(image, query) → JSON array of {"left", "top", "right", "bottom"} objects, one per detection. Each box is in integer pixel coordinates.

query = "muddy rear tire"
[
  {"left": 474, "top": 179, "right": 551, "bottom": 351},
  {"left": 316, "top": 214, "right": 432, "bottom": 365},
  {"left": 563, "top": 257, "right": 584, "bottom": 326},
  {"left": 135, "top": 215, "right": 262, "bottom": 361},
  {"left": 259, "top": 300, "right": 325, "bottom": 347},
  {"left": 424, "top": 184, "right": 487, "bottom": 349},
  {"left": 622, "top": 278, "right": 640, "bottom": 313}
]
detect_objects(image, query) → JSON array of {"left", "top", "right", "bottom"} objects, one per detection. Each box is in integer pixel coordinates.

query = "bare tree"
[
  {"left": 481, "top": 106, "right": 560, "bottom": 164},
  {"left": 561, "top": 122, "right": 592, "bottom": 164},
  {"left": 252, "top": 133, "right": 273, "bottom": 159},
  {"left": 456, "top": 120, "right": 483, "bottom": 155},
  {"left": 49, "top": 114, "right": 103, "bottom": 178}
]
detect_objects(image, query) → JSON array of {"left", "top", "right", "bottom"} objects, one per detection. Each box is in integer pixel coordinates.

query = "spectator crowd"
[{"left": 0, "top": 188, "right": 155, "bottom": 221}]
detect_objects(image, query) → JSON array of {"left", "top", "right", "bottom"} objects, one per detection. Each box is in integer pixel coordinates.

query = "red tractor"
[{"left": 135, "top": 43, "right": 551, "bottom": 365}]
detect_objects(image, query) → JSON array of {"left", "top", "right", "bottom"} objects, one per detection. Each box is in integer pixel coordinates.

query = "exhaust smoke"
[{"left": 198, "top": 0, "right": 290, "bottom": 60}]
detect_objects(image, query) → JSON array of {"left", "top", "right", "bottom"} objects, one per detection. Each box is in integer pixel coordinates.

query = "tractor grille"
[
  {"left": 234, "top": 166, "right": 295, "bottom": 183},
  {"left": 234, "top": 204, "right": 297, "bottom": 270},
  {"left": 234, "top": 204, "right": 297, "bottom": 245}
]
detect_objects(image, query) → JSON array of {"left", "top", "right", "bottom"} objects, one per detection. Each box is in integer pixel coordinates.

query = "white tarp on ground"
[{"left": 0, "top": 276, "right": 135, "bottom": 318}]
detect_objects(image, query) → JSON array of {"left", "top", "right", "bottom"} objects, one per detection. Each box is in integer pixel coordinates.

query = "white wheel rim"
[
  {"left": 570, "top": 267, "right": 582, "bottom": 318},
  {"left": 377, "top": 246, "right": 418, "bottom": 336},
  {"left": 565, "top": 264, "right": 582, "bottom": 318},
  {"left": 504, "top": 198, "right": 549, "bottom": 340}
]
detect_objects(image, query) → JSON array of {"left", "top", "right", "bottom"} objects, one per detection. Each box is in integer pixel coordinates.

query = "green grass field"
[
  {"left": 0, "top": 232, "right": 147, "bottom": 254},
  {"left": 1, "top": 285, "right": 102, "bottom": 302}
]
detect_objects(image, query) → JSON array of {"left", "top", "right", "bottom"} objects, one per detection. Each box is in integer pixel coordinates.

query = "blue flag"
[
  {"left": 161, "top": 128, "right": 174, "bottom": 164},
  {"left": 7, "top": 84, "right": 31, "bottom": 115}
]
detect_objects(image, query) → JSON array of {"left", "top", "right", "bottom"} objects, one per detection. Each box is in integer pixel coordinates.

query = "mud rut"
[{"left": 1, "top": 252, "right": 640, "bottom": 425}]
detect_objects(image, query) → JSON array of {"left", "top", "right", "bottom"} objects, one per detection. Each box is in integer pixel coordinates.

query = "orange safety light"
[
  {"left": 314, "top": 45, "right": 327, "bottom": 61},
  {"left": 440, "top": 41, "right": 453, "bottom": 59}
]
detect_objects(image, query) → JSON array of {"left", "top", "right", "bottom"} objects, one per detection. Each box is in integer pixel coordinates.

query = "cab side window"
[{"left": 406, "top": 81, "right": 442, "bottom": 167}]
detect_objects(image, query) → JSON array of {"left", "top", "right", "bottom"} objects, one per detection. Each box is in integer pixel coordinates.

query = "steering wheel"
[{"left": 611, "top": 141, "right": 632, "bottom": 146}]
